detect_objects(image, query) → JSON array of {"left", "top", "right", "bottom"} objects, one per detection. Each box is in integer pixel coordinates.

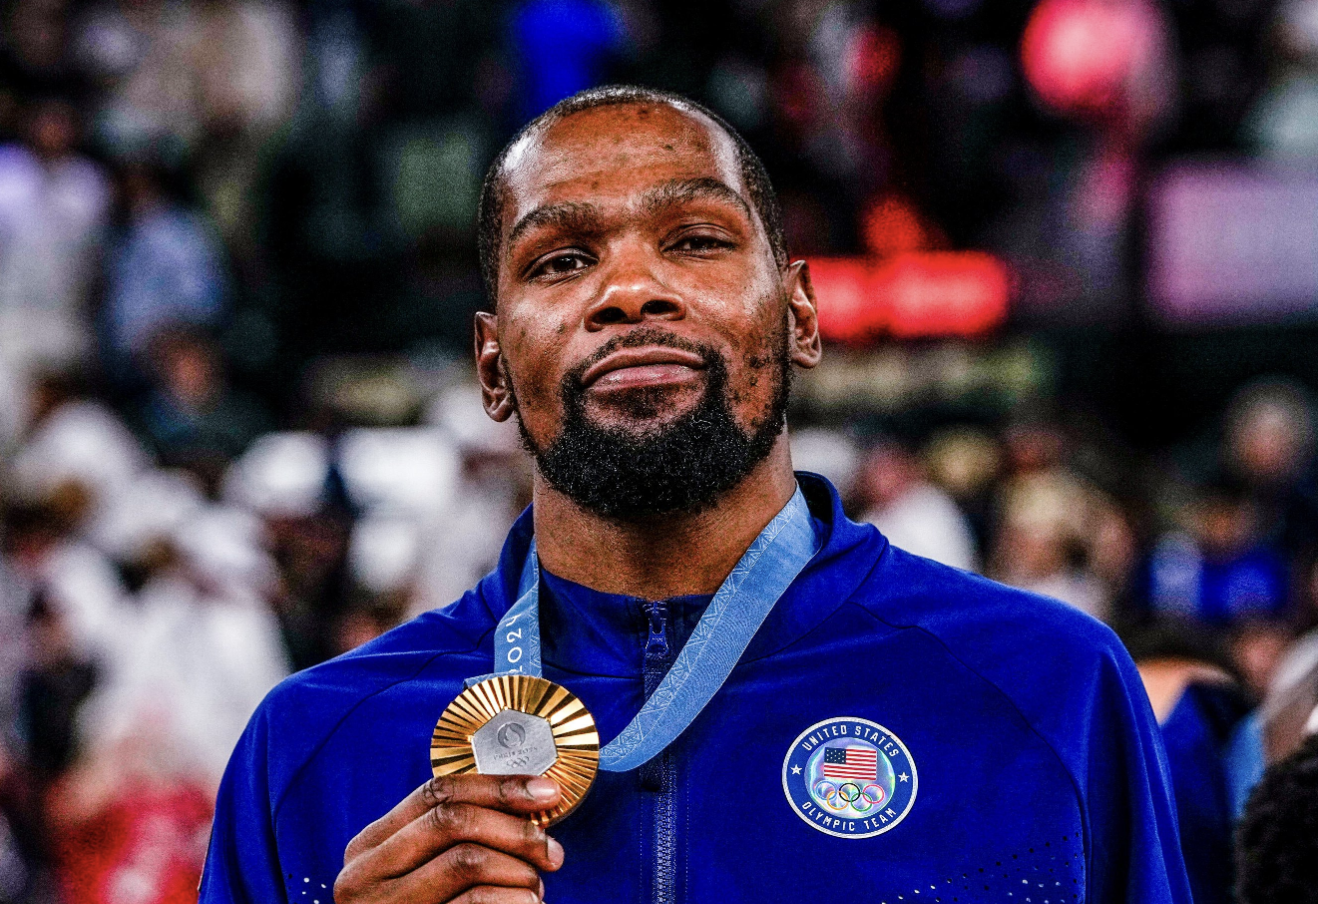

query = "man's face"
[{"left": 478, "top": 102, "right": 819, "bottom": 517}]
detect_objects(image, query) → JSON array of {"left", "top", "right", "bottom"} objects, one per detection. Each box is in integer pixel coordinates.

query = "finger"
[
  {"left": 448, "top": 887, "right": 542, "bottom": 904},
  {"left": 369, "top": 802, "right": 564, "bottom": 878},
  {"left": 394, "top": 845, "right": 542, "bottom": 903},
  {"left": 345, "top": 775, "right": 559, "bottom": 863}
]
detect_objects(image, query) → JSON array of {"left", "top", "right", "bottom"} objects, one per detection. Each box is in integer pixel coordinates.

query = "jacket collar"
[{"left": 477, "top": 472, "right": 888, "bottom": 675}]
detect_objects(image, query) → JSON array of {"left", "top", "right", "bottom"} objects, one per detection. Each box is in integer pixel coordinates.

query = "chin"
[{"left": 583, "top": 384, "right": 703, "bottom": 428}]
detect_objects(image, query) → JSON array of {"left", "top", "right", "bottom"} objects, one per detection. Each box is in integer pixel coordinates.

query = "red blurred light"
[
  {"left": 1021, "top": 0, "right": 1148, "bottom": 119},
  {"left": 848, "top": 25, "right": 901, "bottom": 96},
  {"left": 810, "top": 253, "right": 1011, "bottom": 342},
  {"left": 861, "top": 194, "right": 934, "bottom": 258}
]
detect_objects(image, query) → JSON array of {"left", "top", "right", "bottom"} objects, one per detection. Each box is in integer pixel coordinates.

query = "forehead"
[{"left": 499, "top": 103, "right": 746, "bottom": 226}]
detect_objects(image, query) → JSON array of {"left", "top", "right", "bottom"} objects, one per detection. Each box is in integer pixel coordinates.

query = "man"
[{"left": 201, "top": 86, "right": 1191, "bottom": 903}]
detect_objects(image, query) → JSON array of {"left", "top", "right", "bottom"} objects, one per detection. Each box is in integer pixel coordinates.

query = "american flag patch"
[{"left": 821, "top": 746, "right": 878, "bottom": 781}]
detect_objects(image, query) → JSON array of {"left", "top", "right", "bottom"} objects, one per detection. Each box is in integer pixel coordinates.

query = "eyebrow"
[
  {"left": 507, "top": 201, "right": 602, "bottom": 251},
  {"left": 504, "top": 177, "right": 753, "bottom": 255},
  {"left": 640, "top": 177, "right": 753, "bottom": 221}
]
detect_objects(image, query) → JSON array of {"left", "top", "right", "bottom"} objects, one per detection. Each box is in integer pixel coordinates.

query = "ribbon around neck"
[{"left": 466, "top": 487, "right": 820, "bottom": 772}]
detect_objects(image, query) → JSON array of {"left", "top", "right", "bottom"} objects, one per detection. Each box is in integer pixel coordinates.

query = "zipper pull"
[
  {"left": 639, "top": 599, "right": 670, "bottom": 794},
  {"left": 642, "top": 599, "right": 669, "bottom": 663}
]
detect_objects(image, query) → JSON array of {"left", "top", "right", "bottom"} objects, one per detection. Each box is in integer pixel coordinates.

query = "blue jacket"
[{"left": 201, "top": 474, "right": 1191, "bottom": 903}]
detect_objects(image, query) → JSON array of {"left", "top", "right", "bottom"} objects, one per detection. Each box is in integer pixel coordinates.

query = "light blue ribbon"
[{"left": 467, "top": 487, "right": 819, "bottom": 772}]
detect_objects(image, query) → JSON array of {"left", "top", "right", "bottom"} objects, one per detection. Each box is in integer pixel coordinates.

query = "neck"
[{"left": 531, "top": 436, "right": 798, "bottom": 599}]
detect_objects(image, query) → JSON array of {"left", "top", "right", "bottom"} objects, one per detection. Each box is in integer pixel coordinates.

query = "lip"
[{"left": 581, "top": 346, "right": 707, "bottom": 388}]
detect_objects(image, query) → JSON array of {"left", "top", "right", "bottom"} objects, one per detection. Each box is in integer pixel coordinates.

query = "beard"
[{"left": 513, "top": 323, "right": 792, "bottom": 522}]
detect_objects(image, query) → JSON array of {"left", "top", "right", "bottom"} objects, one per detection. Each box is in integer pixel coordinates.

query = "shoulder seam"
[
  {"left": 271, "top": 624, "right": 498, "bottom": 825},
  {"left": 850, "top": 603, "right": 1093, "bottom": 890},
  {"left": 741, "top": 532, "right": 891, "bottom": 664}
]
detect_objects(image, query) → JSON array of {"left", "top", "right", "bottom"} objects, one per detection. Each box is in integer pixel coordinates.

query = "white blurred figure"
[
  {"left": 337, "top": 426, "right": 460, "bottom": 519},
  {"left": 858, "top": 441, "right": 979, "bottom": 573},
  {"left": 79, "top": 503, "right": 288, "bottom": 788},
  {"left": 350, "top": 513, "right": 422, "bottom": 601},
  {"left": 0, "top": 99, "right": 111, "bottom": 375},
  {"left": 9, "top": 395, "right": 146, "bottom": 502},
  {"left": 412, "top": 383, "right": 529, "bottom": 616},
  {"left": 338, "top": 425, "right": 461, "bottom": 626},
  {"left": 5, "top": 378, "right": 147, "bottom": 662},
  {"left": 8, "top": 374, "right": 149, "bottom": 537},
  {"left": 73, "top": 0, "right": 300, "bottom": 157},
  {"left": 990, "top": 471, "right": 1112, "bottom": 622},
  {"left": 86, "top": 467, "right": 205, "bottom": 561},
  {"left": 221, "top": 430, "right": 330, "bottom": 518},
  {"left": 1259, "top": 628, "right": 1318, "bottom": 762},
  {"left": 790, "top": 427, "right": 861, "bottom": 498}
]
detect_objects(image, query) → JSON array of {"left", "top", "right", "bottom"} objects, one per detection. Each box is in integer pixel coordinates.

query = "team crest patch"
[{"left": 782, "top": 716, "right": 917, "bottom": 839}]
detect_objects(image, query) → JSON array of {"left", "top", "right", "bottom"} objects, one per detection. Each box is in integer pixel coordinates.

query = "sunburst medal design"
[{"left": 431, "top": 675, "right": 600, "bottom": 827}]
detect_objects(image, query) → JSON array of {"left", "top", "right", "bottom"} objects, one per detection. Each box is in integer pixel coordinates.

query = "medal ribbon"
[{"left": 467, "top": 487, "right": 820, "bottom": 772}]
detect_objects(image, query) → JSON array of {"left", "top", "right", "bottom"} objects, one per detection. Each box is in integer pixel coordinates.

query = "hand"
[{"left": 335, "top": 775, "right": 565, "bottom": 903}]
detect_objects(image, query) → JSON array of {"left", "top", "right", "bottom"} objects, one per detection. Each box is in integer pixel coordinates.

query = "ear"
[
  {"left": 784, "top": 260, "right": 823, "bottom": 369},
  {"left": 475, "top": 312, "right": 515, "bottom": 422}
]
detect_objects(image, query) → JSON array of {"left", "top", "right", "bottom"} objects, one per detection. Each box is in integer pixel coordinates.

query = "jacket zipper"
[{"left": 641, "top": 600, "right": 678, "bottom": 904}]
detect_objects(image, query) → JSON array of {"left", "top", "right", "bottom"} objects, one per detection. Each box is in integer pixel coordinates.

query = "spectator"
[
  {"left": 1236, "top": 731, "right": 1318, "bottom": 904},
  {"left": 134, "top": 328, "right": 271, "bottom": 495},
  {"left": 0, "top": 98, "right": 110, "bottom": 377},
  {"left": 75, "top": 503, "right": 288, "bottom": 789},
  {"left": 858, "top": 440, "right": 978, "bottom": 571},
  {"left": 18, "top": 594, "right": 96, "bottom": 786},
  {"left": 0, "top": 493, "right": 130, "bottom": 675},
  {"left": 1129, "top": 621, "right": 1264, "bottom": 904},
  {"left": 1144, "top": 476, "right": 1291, "bottom": 627},
  {"left": 101, "top": 161, "right": 227, "bottom": 383},
  {"left": 990, "top": 470, "right": 1113, "bottom": 621},
  {"left": 414, "top": 382, "right": 528, "bottom": 615},
  {"left": 1224, "top": 379, "right": 1318, "bottom": 601}
]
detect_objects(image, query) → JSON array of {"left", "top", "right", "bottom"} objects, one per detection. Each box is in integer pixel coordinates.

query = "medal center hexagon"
[{"left": 472, "top": 709, "right": 558, "bottom": 775}]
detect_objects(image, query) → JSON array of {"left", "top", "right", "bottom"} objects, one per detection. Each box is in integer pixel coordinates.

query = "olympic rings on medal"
[
  {"left": 812, "top": 780, "right": 837, "bottom": 803},
  {"left": 837, "top": 783, "right": 861, "bottom": 803}
]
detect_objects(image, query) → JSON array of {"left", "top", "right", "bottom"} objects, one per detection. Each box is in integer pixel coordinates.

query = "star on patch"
[
  {"left": 899, "top": 772, "right": 909, "bottom": 782},
  {"left": 791, "top": 765, "right": 802, "bottom": 775}
]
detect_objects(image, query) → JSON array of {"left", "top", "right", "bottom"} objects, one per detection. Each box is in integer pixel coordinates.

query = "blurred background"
[{"left": 2, "top": 0, "right": 1318, "bottom": 901}]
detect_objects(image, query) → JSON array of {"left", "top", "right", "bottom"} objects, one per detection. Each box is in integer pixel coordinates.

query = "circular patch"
[{"left": 782, "top": 716, "right": 917, "bottom": 839}]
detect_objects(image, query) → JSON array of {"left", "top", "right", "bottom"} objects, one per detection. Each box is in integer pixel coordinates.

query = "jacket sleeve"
[
  {"left": 1079, "top": 644, "right": 1194, "bottom": 904},
  {"left": 200, "top": 703, "right": 288, "bottom": 904}
]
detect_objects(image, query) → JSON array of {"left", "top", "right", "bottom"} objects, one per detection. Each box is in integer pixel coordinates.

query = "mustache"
[{"left": 563, "top": 327, "right": 722, "bottom": 389}]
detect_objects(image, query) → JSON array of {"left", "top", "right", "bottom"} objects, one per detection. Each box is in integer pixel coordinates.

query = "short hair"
[
  {"left": 477, "top": 85, "right": 787, "bottom": 307},
  {"left": 1236, "top": 732, "right": 1318, "bottom": 903}
]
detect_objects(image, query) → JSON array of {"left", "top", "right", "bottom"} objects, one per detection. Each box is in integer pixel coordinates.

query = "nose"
[{"left": 584, "top": 244, "right": 686, "bottom": 331}]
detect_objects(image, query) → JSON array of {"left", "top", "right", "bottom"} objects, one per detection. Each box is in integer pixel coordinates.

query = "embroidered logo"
[{"left": 782, "top": 716, "right": 917, "bottom": 839}]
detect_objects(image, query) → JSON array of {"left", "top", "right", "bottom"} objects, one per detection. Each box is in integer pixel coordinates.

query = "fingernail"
[
  {"left": 547, "top": 836, "right": 565, "bottom": 868},
  {"left": 527, "top": 777, "right": 557, "bottom": 801}
]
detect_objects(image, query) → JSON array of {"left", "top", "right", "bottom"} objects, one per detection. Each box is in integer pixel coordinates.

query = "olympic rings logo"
[{"left": 811, "top": 779, "right": 887, "bottom": 812}]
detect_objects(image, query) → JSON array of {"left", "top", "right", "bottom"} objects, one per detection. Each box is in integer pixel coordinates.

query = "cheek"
[
  {"left": 734, "top": 301, "right": 788, "bottom": 367},
  {"left": 722, "top": 334, "right": 779, "bottom": 406},
  {"left": 503, "top": 323, "right": 566, "bottom": 423}
]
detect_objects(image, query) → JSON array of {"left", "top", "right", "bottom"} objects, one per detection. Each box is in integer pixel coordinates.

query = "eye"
[
  {"left": 528, "top": 250, "right": 593, "bottom": 280},
  {"left": 668, "top": 232, "right": 734, "bottom": 254}
]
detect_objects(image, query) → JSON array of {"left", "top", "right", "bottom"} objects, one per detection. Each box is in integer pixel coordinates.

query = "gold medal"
[{"left": 431, "top": 675, "right": 600, "bottom": 826}]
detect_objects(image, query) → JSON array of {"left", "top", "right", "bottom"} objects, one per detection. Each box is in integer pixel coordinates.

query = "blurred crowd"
[{"left": 1, "top": 0, "right": 1318, "bottom": 902}]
